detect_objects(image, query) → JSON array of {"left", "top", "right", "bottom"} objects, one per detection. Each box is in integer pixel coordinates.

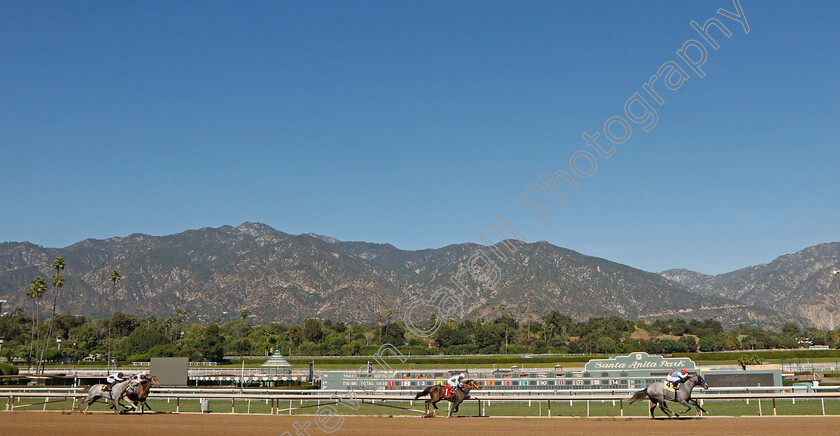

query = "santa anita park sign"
[{"left": 586, "top": 352, "right": 696, "bottom": 372}]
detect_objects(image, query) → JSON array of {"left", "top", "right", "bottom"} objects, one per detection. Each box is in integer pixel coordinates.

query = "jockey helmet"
[
  {"left": 681, "top": 369, "right": 688, "bottom": 375},
  {"left": 117, "top": 372, "right": 124, "bottom": 378},
  {"left": 460, "top": 373, "right": 466, "bottom": 379}
]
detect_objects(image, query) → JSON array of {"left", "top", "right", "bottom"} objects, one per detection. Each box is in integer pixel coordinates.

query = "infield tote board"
[{"left": 150, "top": 357, "right": 188, "bottom": 386}]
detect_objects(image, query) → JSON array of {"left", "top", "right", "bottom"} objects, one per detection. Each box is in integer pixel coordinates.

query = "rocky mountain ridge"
[
  {"left": 0, "top": 222, "right": 807, "bottom": 327},
  {"left": 662, "top": 242, "right": 840, "bottom": 329}
]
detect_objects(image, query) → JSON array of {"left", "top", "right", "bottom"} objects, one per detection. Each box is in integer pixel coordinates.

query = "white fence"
[{"left": 4, "top": 386, "right": 840, "bottom": 416}]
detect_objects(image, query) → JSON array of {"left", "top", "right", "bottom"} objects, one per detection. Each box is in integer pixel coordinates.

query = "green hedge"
[
  {"left": 286, "top": 354, "right": 601, "bottom": 366},
  {"left": 0, "top": 363, "right": 19, "bottom": 375},
  {"left": 674, "top": 349, "right": 840, "bottom": 361}
]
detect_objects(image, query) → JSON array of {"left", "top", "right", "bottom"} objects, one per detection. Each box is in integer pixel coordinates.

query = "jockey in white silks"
[
  {"left": 445, "top": 373, "right": 465, "bottom": 398},
  {"left": 105, "top": 372, "right": 125, "bottom": 391},
  {"left": 666, "top": 369, "right": 689, "bottom": 391}
]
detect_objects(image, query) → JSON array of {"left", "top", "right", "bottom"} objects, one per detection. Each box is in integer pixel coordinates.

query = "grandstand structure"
[{"left": 320, "top": 352, "right": 782, "bottom": 391}]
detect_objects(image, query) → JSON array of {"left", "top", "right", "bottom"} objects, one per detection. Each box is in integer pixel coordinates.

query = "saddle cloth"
[{"left": 663, "top": 381, "right": 676, "bottom": 392}]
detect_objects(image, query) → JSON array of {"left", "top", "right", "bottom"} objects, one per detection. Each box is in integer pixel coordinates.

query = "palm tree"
[
  {"left": 107, "top": 270, "right": 121, "bottom": 373},
  {"left": 38, "top": 257, "right": 65, "bottom": 374},
  {"left": 27, "top": 277, "right": 47, "bottom": 370},
  {"left": 174, "top": 308, "right": 188, "bottom": 344}
]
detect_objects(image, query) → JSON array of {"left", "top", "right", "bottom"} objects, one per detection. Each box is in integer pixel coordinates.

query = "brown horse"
[
  {"left": 414, "top": 380, "right": 480, "bottom": 417},
  {"left": 124, "top": 375, "right": 160, "bottom": 413}
]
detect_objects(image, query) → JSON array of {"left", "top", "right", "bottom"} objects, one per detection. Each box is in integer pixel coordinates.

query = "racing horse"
[
  {"left": 628, "top": 374, "right": 708, "bottom": 418},
  {"left": 414, "top": 379, "right": 480, "bottom": 417},
  {"left": 124, "top": 375, "right": 160, "bottom": 413},
  {"left": 76, "top": 379, "right": 133, "bottom": 414}
]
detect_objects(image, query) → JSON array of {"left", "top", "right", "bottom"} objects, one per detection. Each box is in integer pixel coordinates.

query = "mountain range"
[
  {"left": 0, "top": 222, "right": 836, "bottom": 329},
  {"left": 661, "top": 242, "right": 840, "bottom": 329}
]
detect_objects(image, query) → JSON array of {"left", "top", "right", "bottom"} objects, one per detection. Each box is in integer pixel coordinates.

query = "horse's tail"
[
  {"left": 628, "top": 388, "right": 649, "bottom": 404},
  {"left": 414, "top": 386, "right": 433, "bottom": 399}
]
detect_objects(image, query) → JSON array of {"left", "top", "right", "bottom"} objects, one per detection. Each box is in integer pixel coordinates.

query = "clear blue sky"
[{"left": 1, "top": 1, "right": 838, "bottom": 275}]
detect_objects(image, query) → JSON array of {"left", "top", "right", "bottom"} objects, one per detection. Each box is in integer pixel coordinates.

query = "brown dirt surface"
[{"left": 3, "top": 412, "right": 840, "bottom": 436}]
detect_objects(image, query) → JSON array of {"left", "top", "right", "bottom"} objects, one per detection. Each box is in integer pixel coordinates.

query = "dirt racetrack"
[{"left": 3, "top": 412, "right": 840, "bottom": 436}]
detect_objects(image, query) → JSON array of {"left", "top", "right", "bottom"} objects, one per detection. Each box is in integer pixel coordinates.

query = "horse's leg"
[
  {"left": 659, "top": 401, "right": 674, "bottom": 418},
  {"left": 691, "top": 399, "right": 708, "bottom": 414},
  {"left": 83, "top": 396, "right": 100, "bottom": 413},
  {"left": 676, "top": 398, "right": 692, "bottom": 416},
  {"left": 649, "top": 400, "right": 656, "bottom": 418},
  {"left": 124, "top": 398, "right": 139, "bottom": 412},
  {"left": 113, "top": 396, "right": 125, "bottom": 414}
]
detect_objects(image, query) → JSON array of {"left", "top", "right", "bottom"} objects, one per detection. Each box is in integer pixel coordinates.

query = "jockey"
[
  {"left": 129, "top": 372, "right": 146, "bottom": 386},
  {"left": 105, "top": 372, "right": 125, "bottom": 391},
  {"left": 444, "top": 373, "right": 465, "bottom": 398},
  {"left": 126, "top": 372, "right": 146, "bottom": 394},
  {"left": 666, "top": 369, "right": 689, "bottom": 391}
]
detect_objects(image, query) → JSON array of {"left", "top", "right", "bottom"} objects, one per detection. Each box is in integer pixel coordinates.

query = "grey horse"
[
  {"left": 77, "top": 379, "right": 133, "bottom": 414},
  {"left": 628, "top": 374, "right": 709, "bottom": 418}
]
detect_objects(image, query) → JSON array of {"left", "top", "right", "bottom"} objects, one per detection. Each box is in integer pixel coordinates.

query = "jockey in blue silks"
[{"left": 666, "top": 369, "right": 689, "bottom": 391}]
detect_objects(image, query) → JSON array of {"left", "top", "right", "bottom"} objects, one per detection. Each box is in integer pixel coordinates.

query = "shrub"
[{"left": 0, "top": 363, "right": 19, "bottom": 375}]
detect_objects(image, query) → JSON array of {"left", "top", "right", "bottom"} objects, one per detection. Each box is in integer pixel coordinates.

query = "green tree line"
[
  {"left": 0, "top": 306, "right": 835, "bottom": 363},
  {"left": 2, "top": 258, "right": 833, "bottom": 364}
]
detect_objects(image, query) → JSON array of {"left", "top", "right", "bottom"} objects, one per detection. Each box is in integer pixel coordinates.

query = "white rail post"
[
  {"left": 289, "top": 400, "right": 292, "bottom": 415},
  {"left": 548, "top": 400, "right": 551, "bottom": 417},
  {"left": 772, "top": 398, "right": 776, "bottom": 416},
  {"left": 619, "top": 399, "right": 623, "bottom": 417},
  {"left": 758, "top": 399, "right": 762, "bottom": 416},
  {"left": 821, "top": 397, "right": 826, "bottom": 415},
  {"left": 586, "top": 400, "right": 590, "bottom": 417}
]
